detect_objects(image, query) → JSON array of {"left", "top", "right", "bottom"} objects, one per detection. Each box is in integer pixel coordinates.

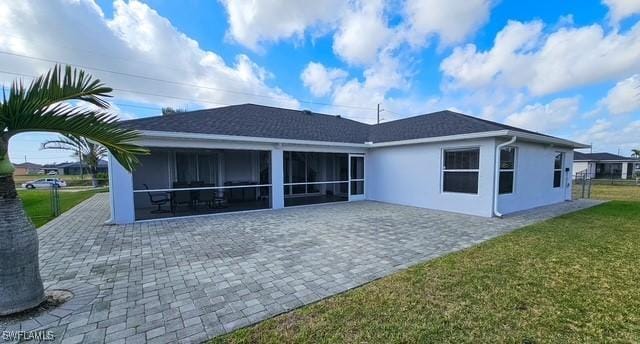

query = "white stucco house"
[
  {"left": 573, "top": 152, "right": 640, "bottom": 180},
  {"left": 108, "top": 104, "right": 588, "bottom": 224}
]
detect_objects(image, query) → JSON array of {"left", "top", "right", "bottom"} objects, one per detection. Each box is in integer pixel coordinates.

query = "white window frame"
[
  {"left": 498, "top": 146, "right": 517, "bottom": 195},
  {"left": 441, "top": 147, "right": 480, "bottom": 195},
  {"left": 553, "top": 152, "right": 564, "bottom": 188}
]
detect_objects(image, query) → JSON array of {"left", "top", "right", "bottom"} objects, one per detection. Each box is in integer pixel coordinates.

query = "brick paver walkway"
[{"left": 2, "top": 194, "right": 602, "bottom": 343}]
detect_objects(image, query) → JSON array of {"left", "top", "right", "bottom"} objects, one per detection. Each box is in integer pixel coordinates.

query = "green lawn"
[
  {"left": 581, "top": 184, "right": 640, "bottom": 202},
  {"left": 18, "top": 189, "right": 103, "bottom": 227},
  {"left": 213, "top": 201, "right": 640, "bottom": 343}
]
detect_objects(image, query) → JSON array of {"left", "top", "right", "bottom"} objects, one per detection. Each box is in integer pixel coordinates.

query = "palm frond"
[
  {"left": 0, "top": 65, "right": 112, "bottom": 127},
  {"left": 7, "top": 103, "right": 148, "bottom": 171},
  {"left": 1, "top": 65, "right": 148, "bottom": 172}
]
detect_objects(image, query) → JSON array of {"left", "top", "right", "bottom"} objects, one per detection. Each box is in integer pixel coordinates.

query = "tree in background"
[
  {"left": 42, "top": 135, "right": 108, "bottom": 187},
  {"left": 0, "top": 65, "right": 148, "bottom": 315},
  {"left": 632, "top": 149, "right": 640, "bottom": 158},
  {"left": 161, "top": 107, "right": 186, "bottom": 116}
]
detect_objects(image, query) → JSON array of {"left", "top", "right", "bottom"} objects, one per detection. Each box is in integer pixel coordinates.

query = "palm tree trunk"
[
  {"left": 0, "top": 139, "right": 45, "bottom": 315},
  {"left": 90, "top": 166, "right": 98, "bottom": 188}
]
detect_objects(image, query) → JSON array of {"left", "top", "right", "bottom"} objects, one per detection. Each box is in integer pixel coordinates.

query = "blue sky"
[{"left": 2, "top": 0, "right": 640, "bottom": 165}]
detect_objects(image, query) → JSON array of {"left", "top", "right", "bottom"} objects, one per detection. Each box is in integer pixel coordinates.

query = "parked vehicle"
[
  {"left": 47, "top": 170, "right": 58, "bottom": 176},
  {"left": 21, "top": 178, "right": 67, "bottom": 189}
]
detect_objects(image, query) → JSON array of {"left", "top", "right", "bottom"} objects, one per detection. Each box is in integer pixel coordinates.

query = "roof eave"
[{"left": 505, "top": 130, "right": 590, "bottom": 149}]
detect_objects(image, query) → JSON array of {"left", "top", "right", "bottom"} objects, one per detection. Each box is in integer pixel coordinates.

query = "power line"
[
  {"left": 0, "top": 70, "right": 378, "bottom": 120},
  {"left": 0, "top": 49, "right": 378, "bottom": 111}
]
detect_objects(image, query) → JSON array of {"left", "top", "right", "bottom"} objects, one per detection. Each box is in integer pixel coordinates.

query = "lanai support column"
[{"left": 271, "top": 147, "right": 284, "bottom": 209}]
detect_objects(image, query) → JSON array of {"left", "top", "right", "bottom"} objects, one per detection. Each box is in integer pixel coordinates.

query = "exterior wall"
[
  {"left": 108, "top": 155, "right": 135, "bottom": 224},
  {"left": 365, "top": 138, "right": 497, "bottom": 217},
  {"left": 497, "top": 142, "right": 573, "bottom": 215},
  {"left": 572, "top": 161, "right": 589, "bottom": 177}
]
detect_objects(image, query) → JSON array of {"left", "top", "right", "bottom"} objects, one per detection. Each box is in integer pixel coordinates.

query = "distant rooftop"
[{"left": 574, "top": 152, "right": 639, "bottom": 161}]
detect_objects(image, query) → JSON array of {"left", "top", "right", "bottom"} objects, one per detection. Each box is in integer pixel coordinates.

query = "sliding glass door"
[
  {"left": 349, "top": 154, "right": 365, "bottom": 201},
  {"left": 283, "top": 152, "right": 349, "bottom": 206}
]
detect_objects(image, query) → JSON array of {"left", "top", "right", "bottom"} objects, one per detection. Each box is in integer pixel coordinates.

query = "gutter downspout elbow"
[{"left": 493, "top": 136, "right": 517, "bottom": 218}]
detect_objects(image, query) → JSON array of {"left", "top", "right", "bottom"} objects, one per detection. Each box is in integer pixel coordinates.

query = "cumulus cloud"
[
  {"left": 441, "top": 20, "right": 640, "bottom": 96},
  {"left": 573, "top": 118, "right": 640, "bottom": 152},
  {"left": 219, "top": 0, "right": 344, "bottom": 51},
  {"left": 332, "top": 0, "right": 393, "bottom": 65},
  {"left": 505, "top": 97, "right": 581, "bottom": 133},
  {"left": 603, "top": 0, "right": 640, "bottom": 24},
  {"left": 404, "top": 0, "right": 494, "bottom": 46},
  {"left": 599, "top": 74, "right": 640, "bottom": 115},
  {"left": 0, "top": 0, "right": 299, "bottom": 115},
  {"left": 300, "top": 62, "right": 347, "bottom": 97},
  {"left": 299, "top": 53, "right": 410, "bottom": 122}
]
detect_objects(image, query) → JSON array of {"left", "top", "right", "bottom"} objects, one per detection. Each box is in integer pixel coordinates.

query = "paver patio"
[{"left": 1, "top": 194, "right": 602, "bottom": 343}]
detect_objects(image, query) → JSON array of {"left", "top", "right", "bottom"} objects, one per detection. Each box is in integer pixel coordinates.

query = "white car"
[{"left": 21, "top": 178, "right": 67, "bottom": 189}]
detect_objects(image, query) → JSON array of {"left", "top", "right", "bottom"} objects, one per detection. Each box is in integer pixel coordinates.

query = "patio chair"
[
  {"left": 189, "top": 181, "right": 204, "bottom": 208},
  {"left": 197, "top": 184, "right": 214, "bottom": 208},
  {"left": 171, "top": 182, "right": 192, "bottom": 213},
  {"left": 143, "top": 184, "right": 171, "bottom": 213}
]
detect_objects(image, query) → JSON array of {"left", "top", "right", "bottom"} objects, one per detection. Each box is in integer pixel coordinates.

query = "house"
[
  {"left": 108, "top": 104, "right": 588, "bottom": 224},
  {"left": 12, "top": 162, "right": 42, "bottom": 176},
  {"left": 39, "top": 160, "right": 109, "bottom": 176},
  {"left": 573, "top": 152, "right": 639, "bottom": 179},
  {"left": 39, "top": 164, "right": 65, "bottom": 176},
  {"left": 56, "top": 160, "right": 109, "bottom": 175}
]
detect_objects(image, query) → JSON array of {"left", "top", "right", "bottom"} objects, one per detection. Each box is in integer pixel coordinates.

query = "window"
[
  {"left": 553, "top": 153, "right": 563, "bottom": 188},
  {"left": 499, "top": 147, "right": 516, "bottom": 194},
  {"left": 442, "top": 148, "right": 480, "bottom": 194}
]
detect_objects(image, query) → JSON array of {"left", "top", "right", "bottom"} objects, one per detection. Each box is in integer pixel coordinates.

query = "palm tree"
[
  {"left": 632, "top": 149, "right": 640, "bottom": 158},
  {"left": 42, "top": 135, "right": 108, "bottom": 187},
  {"left": 0, "top": 65, "right": 148, "bottom": 315}
]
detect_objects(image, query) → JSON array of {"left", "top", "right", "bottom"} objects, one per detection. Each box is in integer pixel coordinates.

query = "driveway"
[{"left": 2, "top": 194, "right": 602, "bottom": 343}]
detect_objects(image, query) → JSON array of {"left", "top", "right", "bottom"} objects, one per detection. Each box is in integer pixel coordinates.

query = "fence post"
[{"left": 50, "top": 184, "right": 60, "bottom": 217}]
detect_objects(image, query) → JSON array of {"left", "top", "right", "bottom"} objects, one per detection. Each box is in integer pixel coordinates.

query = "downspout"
[{"left": 493, "top": 136, "right": 517, "bottom": 217}]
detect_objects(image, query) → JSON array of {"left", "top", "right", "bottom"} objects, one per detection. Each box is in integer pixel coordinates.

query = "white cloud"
[
  {"left": 505, "top": 97, "right": 580, "bottom": 133},
  {"left": 599, "top": 74, "right": 640, "bottom": 115},
  {"left": 300, "top": 62, "right": 347, "bottom": 97},
  {"left": 332, "top": 0, "right": 393, "bottom": 65},
  {"left": 300, "top": 53, "right": 410, "bottom": 122},
  {"left": 441, "top": 20, "right": 640, "bottom": 96},
  {"left": 573, "top": 118, "right": 640, "bottom": 152},
  {"left": 404, "top": 0, "right": 494, "bottom": 46},
  {"left": 0, "top": 0, "right": 299, "bottom": 113},
  {"left": 219, "top": 0, "right": 345, "bottom": 51},
  {"left": 603, "top": 0, "right": 640, "bottom": 24}
]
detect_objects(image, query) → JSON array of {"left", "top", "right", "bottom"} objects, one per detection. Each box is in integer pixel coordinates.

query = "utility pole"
[{"left": 377, "top": 103, "right": 380, "bottom": 124}]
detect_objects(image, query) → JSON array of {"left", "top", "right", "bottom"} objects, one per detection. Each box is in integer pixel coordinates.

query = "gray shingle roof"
[
  {"left": 574, "top": 152, "right": 638, "bottom": 161},
  {"left": 119, "top": 103, "right": 562, "bottom": 144}
]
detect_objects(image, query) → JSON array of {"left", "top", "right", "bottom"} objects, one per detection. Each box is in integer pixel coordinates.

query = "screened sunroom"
[{"left": 132, "top": 148, "right": 271, "bottom": 220}]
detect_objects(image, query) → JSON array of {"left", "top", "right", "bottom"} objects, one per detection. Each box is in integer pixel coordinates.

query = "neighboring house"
[
  {"left": 39, "top": 160, "right": 109, "bottom": 176},
  {"left": 573, "top": 152, "right": 640, "bottom": 179},
  {"left": 109, "top": 104, "right": 587, "bottom": 224},
  {"left": 40, "top": 164, "right": 65, "bottom": 176},
  {"left": 56, "top": 160, "right": 109, "bottom": 175},
  {"left": 12, "top": 162, "right": 42, "bottom": 176}
]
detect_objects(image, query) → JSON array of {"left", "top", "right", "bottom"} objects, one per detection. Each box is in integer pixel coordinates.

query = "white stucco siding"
[
  {"left": 365, "top": 138, "right": 497, "bottom": 217},
  {"left": 108, "top": 155, "right": 135, "bottom": 224},
  {"left": 497, "top": 142, "right": 573, "bottom": 215},
  {"left": 573, "top": 161, "right": 589, "bottom": 177}
]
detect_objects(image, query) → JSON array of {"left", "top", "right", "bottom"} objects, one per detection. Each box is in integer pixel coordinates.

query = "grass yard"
[
  {"left": 18, "top": 189, "right": 104, "bottom": 227},
  {"left": 213, "top": 201, "right": 640, "bottom": 343},
  {"left": 584, "top": 184, "right": 640, "bottom": 201}
]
